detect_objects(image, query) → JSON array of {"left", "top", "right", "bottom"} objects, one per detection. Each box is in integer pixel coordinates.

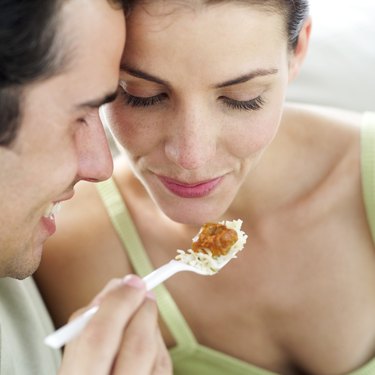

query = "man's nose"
[{"left": 75, "top": 112, "right": 113, "bottom": 182}]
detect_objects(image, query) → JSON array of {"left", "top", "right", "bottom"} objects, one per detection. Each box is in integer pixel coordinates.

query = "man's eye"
[
  {"left": 221, "top": 96, "right": 265, "bottom": 111},
  {"left": 77, "top": 117, "right": 88, "bottom": 125},
  {"left": 123, "top": 92, "right": 168, "bottom": 107}
]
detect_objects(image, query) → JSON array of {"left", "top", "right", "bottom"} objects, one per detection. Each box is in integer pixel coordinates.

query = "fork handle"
[
  {"left": 143, "top": 260, "right": 187, "bottom": 290},
  {"left": 44, "top": 260, "right": 186, "bottom": 349}
]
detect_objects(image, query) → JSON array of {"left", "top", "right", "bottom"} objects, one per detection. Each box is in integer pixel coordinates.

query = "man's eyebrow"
[
  {"left": 76, "top": 90, "right": 119, "bottom": 109},
  {"left": 121, "top": 64, "right": 169, "bottom": 86},
  {"left": 214, "top": 68, "right": 278, "bottom": 88}
]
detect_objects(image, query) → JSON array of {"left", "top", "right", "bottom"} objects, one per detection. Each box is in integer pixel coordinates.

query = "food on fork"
[
  {"left": 176, "top": 219, "right": 247, "bottom": 274},
  {"left": 192, "top": 222, "right": 238, "bottom": 256}
]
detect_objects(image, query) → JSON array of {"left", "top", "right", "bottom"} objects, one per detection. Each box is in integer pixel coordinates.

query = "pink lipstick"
[{"left": 159, "top": 176, "right": 222, "bottom": 198}]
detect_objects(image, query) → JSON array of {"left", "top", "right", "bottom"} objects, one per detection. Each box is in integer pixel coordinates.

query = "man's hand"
[{"left": 58, "top": 275, "right": 172, "bottom": 374}]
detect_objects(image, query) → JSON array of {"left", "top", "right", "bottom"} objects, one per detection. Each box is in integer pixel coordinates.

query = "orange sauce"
[{"left": 192, "top": 223, "right": 238, "bottom": 257}]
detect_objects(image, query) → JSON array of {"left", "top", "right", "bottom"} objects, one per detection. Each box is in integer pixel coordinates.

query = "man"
[{"left": 0, "top": 0, "right": 170, "bottom": 373}]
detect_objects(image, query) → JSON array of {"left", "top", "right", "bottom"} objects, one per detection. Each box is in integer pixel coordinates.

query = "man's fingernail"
[{"left": 122, "top": 275, "right": 145, "bottom": 289}]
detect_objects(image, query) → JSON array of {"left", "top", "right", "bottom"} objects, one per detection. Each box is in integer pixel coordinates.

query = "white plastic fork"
[{"left": 44, "top": 259, "right": 212, "bottom": 349}]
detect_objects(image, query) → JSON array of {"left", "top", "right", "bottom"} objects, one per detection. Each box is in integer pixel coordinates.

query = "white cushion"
[{"left": 287, "top": 0, "right": 375, "bottom": 111}]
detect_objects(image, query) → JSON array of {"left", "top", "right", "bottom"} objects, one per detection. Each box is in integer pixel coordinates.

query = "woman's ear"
[{"left": 288, "top": 17, "right": 312, "bottom": 82}]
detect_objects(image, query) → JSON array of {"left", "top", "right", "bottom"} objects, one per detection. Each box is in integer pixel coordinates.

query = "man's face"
[{"left": 0, "top": 0, "right": 125, "bottom": 278}]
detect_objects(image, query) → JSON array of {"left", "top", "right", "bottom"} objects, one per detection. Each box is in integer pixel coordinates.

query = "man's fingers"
[
  {"left": 112, "top": 297, "right": 171, "bottom": 375},
  {"left": 152, "top": 324, "right": 173, "bottom": 375},
  {"left": 60, "top": 276, "right": 147, "bottom": 374},
  {"left": 59, "top": 275, "right": 172, "bottom": 375}
]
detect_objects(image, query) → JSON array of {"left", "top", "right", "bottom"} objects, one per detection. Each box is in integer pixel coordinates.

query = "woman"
[{"left": 35, "top": 1, "right": 375, "bottom": 374}]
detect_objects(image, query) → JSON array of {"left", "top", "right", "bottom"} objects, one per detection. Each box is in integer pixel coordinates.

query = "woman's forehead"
[
  {"left": 126, "top": 2, "right": 285, "bottom": 38},
  {"left": 126, "top": 0, "right": 285, "bottom": 14},
  {"left": 122, "top": 4, "right": 288, "bottom": 87}
]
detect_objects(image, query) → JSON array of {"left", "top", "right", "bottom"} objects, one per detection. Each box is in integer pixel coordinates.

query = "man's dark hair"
[{"left": 0, "top": 0, "right": 128, "bottom": 146}]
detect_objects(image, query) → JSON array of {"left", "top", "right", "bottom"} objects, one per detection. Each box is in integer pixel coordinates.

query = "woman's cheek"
[
  {"left": 228, "top": 111, "right": 281, "bottom": 158},
  {"left": 114, "top": 114, "right": 163, "bottom": 157},
  {"left": 102, "top": 104, "right": 139, "bottom": 147},
  {"left": 111, "top": 119, "right": 139, "bottom": 150}
]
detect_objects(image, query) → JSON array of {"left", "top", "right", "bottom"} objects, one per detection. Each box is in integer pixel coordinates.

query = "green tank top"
[{"left": 97, "top": 112, "right": 375, "bottom": 375}]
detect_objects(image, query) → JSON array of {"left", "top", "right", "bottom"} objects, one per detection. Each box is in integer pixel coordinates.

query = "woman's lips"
[{"left": 158, "top": 176, "right": 222, "bottom": 198}]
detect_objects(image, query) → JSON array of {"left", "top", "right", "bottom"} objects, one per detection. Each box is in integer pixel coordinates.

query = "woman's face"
[{"left": 103, "top": 2, "right": 295, "bottom": 224}]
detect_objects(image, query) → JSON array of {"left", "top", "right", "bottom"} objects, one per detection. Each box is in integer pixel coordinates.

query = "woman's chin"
[{"left": 158, "top": 200, "right": 227, "bottom": 225}]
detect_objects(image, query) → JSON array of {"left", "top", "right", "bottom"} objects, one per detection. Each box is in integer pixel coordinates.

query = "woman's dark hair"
[
  {"left": 0, "top": 0, "right": 128, "bottom": 146},
  {"left": 280, "top": 0, "right": 310, "bottom": 49}
]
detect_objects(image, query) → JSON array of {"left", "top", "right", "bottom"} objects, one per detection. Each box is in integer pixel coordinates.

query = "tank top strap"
[
  {"left": 361, "top": 112, "right": 375, "bottom": 245},
  {"left": 96, "top": 178, "right": 198, "bottom": 357}
]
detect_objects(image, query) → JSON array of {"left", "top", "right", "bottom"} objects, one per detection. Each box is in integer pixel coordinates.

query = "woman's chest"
[{"left": 157, "top": 216, "right": 375, "bottom": 374}]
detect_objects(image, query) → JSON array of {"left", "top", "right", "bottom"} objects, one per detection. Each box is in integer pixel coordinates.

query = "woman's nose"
[
  {"left": 75, "top": 112, "right": 113, "bottom": 182},
  {"left": 164, "top": 108, "right": 216, "bottom": 170}
]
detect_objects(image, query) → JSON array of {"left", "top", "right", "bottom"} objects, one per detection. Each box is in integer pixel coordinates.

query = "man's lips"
[
  {"left": 41, "top": 215, "right": 57, "bottom": 236},
  {"left": 158, "top": 176, "right": 222, "bottom": 198},
  {"left": 40, "top": 190, "right": 74, "bottom": 237}
]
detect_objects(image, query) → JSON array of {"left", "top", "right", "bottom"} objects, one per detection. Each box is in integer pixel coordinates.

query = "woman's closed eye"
[
  {"left": 120, "top": 89, "right": 265, "bottom": 112},
  {"left": 220, "top": 95, "right": 265, "bottom": 111},
  {"left": 122, "top": 91, "right": 168, "bottom": 107}
]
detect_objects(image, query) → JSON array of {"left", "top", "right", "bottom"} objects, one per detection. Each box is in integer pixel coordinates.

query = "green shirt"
[{"left": 0, "top": 277, "right": 61, "bottom": 374}]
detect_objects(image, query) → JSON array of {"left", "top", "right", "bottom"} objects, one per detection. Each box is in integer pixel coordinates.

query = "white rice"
[{"left": 175, "top": 219, "right": 248, "bottom": 275}]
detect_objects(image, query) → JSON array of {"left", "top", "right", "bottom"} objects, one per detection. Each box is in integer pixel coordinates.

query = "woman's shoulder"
[
  {"left": 278, "top": 104, "right": 363, "bottom": 212},
  {"left": 279, "top": 103, "right": 363, "bottom": 171},
  {"left": 284, "top": 102, "right": 363, "bottom": 134},
  {"left": 282, "top": 103, "right": 363, "bottom": 164}
]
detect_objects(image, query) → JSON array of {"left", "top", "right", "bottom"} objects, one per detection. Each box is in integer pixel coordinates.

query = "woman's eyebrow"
[
  {"left": 120, "top": 64, "right": 278, "bottom": 89},
  {"left": 121, "top": 63, "right": 169, "bottom": 86},
  {"left": 214, "top": 68, "right": 278, "bottom": 88}
]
